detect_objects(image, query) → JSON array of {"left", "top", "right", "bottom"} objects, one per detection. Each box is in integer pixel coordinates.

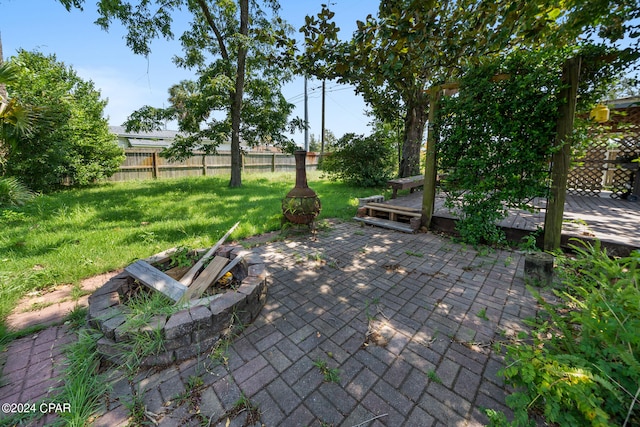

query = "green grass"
[{"left": 0, "top": 172, "right": 386, "bottom": 335}]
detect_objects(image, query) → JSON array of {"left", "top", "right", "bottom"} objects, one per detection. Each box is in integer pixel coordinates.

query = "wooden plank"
[
  {"left": 143, "top": 247, "right": 179, "bottom": 265},
  {"left": 164, "top": 265, "right": 191, "bottom": 280},
  {"left": 125, "top": 260, "right": 187, "bottom": 302},
  {"left": 352, "top": 216, "right": 416, "bottom": 233},
  {"left": 387, "top": 175, "right": 424, "bottom": 189},
  {"left": 179, "top": 256, "right": 229, "bottom": 303},
  {"left": 365, "top": 202, "right": 421, "bottom": 213},
  {"left": 180, "top": 221, "right": 240, "bottom": 285},
  {"left": 213, "top": 253, "right": 246, "bottom": 284},
  {"left": 365, "top": 205, "right": 422, "bottom": 217}
]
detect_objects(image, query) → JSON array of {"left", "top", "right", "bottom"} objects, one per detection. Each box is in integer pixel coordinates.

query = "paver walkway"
[{"left": 1, "top": 220, "right": 543, "bottom": 426}]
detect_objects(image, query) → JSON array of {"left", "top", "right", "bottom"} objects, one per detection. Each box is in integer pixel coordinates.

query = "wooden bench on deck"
[{"left": 387, "top": 175, "right": 424, "bottom": 199}]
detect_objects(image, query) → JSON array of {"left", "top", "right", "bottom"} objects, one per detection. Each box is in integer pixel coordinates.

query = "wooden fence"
[{"left": 109, "top": 149, "right": 321, "bottom": 182}]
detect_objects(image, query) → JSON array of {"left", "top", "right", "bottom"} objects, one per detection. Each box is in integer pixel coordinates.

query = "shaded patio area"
[{"left": 85, "top": 220, "right": 540, "bottom": 426}]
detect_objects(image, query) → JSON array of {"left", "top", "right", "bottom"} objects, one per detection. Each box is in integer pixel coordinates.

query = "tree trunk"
[
  {"left": 228, "top": 0, "right": 249, "bottom": 188},
  {"left": 399, "top": 91, "right": 429, "bottom": 178}
]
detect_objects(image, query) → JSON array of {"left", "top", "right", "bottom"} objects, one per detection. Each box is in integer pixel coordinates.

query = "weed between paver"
[
  {"left": 313, "top": 359, "right": 341, "bottom": 383},
  {"left": 426, "top": 369, "right": 443, "bottom": 384},
  {"left": 476, "top": 307, "right": 489, "bottom": 321}
]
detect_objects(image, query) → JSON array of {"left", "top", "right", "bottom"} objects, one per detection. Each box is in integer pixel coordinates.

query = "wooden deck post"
[
  {"left": 544, "top": 57, "right": 581, "bottom": 251},
  {"left": 421, "top": 87, "right": 442, "bottom": 229}
]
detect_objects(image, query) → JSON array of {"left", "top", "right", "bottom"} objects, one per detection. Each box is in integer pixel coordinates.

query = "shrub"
[
  {"left": 497, "top": 241, "right": 640, "bottom": 427},
  {"left": 5, "top": 50, "right": 124, "bottom": 192},
  {"left": 321, "top": 132, "right": 395, "bottom": 187}
]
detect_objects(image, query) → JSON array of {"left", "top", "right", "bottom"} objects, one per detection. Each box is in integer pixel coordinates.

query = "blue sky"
[{"left": 1, "top": 0, "right": 380, "bottom": 148}]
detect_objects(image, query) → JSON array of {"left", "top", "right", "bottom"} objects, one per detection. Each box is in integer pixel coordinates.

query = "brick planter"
[{"left": 87, "top": 245, "right": 267, "bottom": 367}]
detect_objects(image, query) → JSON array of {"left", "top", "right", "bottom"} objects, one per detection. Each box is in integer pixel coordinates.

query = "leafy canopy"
[{"left": 299, "top": 0, "right": 640, "bottom": 179}]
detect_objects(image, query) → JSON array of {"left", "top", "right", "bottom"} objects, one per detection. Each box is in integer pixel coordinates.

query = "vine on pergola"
[{"left": 428, "top": 46, "right": 634, "bottom": 246}]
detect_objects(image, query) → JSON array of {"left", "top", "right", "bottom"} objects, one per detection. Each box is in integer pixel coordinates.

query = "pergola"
[{"left": 419, "top": 58, "right": 582, "bottom": 251}]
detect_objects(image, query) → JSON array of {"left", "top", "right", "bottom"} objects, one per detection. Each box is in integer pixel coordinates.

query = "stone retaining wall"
[{"left": 87, "top": 245, "right": 267, "bottom": 367}]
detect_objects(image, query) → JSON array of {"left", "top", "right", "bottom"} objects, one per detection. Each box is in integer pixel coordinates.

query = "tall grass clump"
[
  {"left": 494, "top": 241, "right": 639, "bottom": 427},
  {"left": 55, "top": 328, "right": 106, "bottom": 426}
]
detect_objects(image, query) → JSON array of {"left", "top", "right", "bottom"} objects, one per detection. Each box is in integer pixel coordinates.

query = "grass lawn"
[{"left": 0, "top": 172, "right": 390, "bottom": 335}]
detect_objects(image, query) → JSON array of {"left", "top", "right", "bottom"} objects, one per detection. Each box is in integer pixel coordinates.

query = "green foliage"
[
  {"left": 5, "top": 50, "right": 124, "bottom": 192},
  {"left": 302, "top": 1, "right": 508, "bottom": 177},
  {"left": 405, "top": 250, "right": 424, "bottom": 257},
  {"left": 0, "top": 62, "right": 37, "bottom": 170},
  {"left": 63, "top": 305, "right": 88, "bottom": 330},
  {"left": 0, "top": 176, "right": 35, "bottom": 207},
  {"left": 437, "top": 50, "right": 560, "bottom": 246},
  {"left": 321, "top": 132, "right": 395, "bottom": 187},
  {"left": 309, "top": 129, "right": 338, "bottom": 153},
  {"left": 300, "top": 0, "right": 639, "bottom": 181},
  {"left": 426, "top": 369, "right": 443, "bottom": 384},
  {"left": 498, "top": 241, "right": 640, "bottom": 426},
  {"left": 168, "top": 246, "right": 198, "bottom": 269}
]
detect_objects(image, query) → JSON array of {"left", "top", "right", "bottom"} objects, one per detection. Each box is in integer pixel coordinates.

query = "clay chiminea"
[{"left": 282, "top": 150, "right": 321, "bottom": 225}]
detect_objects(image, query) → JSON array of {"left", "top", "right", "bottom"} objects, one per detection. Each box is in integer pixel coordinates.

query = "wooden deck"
[{"left": 356, "top": 191, "right": 640, "bottom": 255}]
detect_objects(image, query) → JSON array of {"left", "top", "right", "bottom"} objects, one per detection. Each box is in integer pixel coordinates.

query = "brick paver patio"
[{"left": 1, "top": 220, "right": 541, "bottom": 426}]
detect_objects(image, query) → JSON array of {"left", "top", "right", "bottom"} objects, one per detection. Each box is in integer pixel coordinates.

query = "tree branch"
[{"left": 196, "top": 0, "right": 229, "bottom": 61}]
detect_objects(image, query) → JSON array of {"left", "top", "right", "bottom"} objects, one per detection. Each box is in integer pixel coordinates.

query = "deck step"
[
  {"left": 353, "top": 216, "right": 416, "bottom": 233},
  {"left": 362, "top": 203, "right": 421, "bottom": 221},
  {"left": 365, "top": 202, "right": 421, "bottom": 213}
]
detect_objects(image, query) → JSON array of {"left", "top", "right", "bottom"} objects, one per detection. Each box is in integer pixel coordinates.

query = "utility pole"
[
  {"left": 321, "top": 79, "right": 326, "bottom": 159},
  {"left": 304, "top": 77, "right": 309, "bottom": 151}
]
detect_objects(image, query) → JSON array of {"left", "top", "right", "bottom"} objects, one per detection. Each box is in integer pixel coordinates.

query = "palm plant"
[
  {"left": 0, "top": 176, "right": 35, "bottom": 207},
  {"left": 1, "top": 38, "right": 37, "bottom": 204},
  {"left": 1, "top": 62, "right": 36, "bottom": 170}
]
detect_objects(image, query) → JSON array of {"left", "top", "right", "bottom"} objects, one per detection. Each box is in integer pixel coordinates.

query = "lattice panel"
[
  {"left": 608, "top": 106, "right": 640, "bottom": 199},
  {"left": 569, "top": 104, "right": 640, "bottom": 197},
  {"left": 568, "top": 145, "right": 608, "bottom": 196}
]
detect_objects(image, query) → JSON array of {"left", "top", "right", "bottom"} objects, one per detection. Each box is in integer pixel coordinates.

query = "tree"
[
  {"left": 606, "top": 75, "right": 640, "bottom": 99},
  {"left": 301, "top": 0, "right": 640, "bottom": 178},
  {"left": 301, "top": 1, "right": 515, "bottom": 177},
  {"left": 5, "top": 50, "right": 123, "bottom": 191},
  {"left": 62, "top": 0, "right": 300, "bottom": 188},
  {"left": 308, "top": 129, "right": 337, "bottom": 152}
]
